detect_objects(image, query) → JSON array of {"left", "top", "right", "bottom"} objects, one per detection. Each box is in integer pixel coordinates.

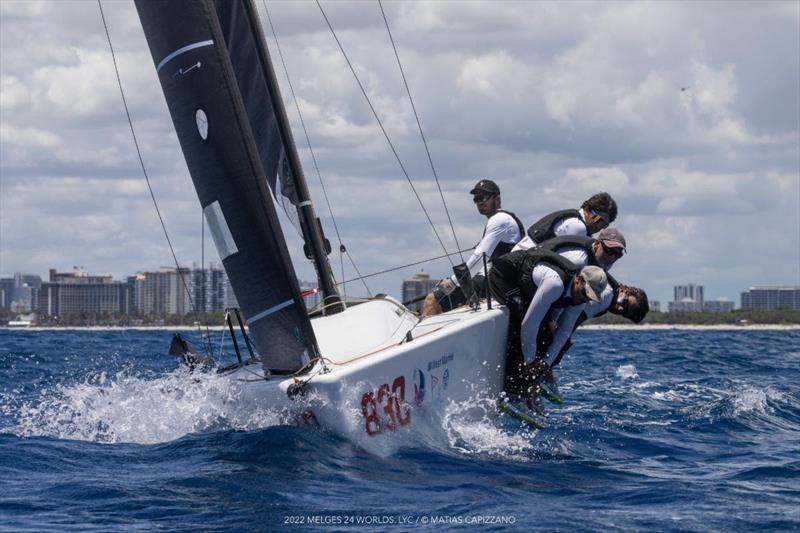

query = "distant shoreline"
[
  {"left": 582, "top": 324, "right": 800, "bottom": 330},
  {"left": 2, "top": 324, "right": 799, "bottom": 332}
]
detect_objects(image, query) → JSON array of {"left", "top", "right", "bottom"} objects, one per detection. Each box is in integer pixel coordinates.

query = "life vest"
[
  {"left": 481, "top": 209, "right": 526, "bottom": 259},
  {"left": 537, "top": 235, "right": 599, "bottom": 266},
  {"left": 491, "top": 249, "right": 580, "bottom": 304},
  {"left": 526, "top": 208, "right": 583, "bottom": 244}
]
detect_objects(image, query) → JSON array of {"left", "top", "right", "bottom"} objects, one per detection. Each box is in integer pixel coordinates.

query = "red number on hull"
[
  {"left": 360, "top": 390, "right": 382, "bottom": 436},
  {"left": 360, "top": 375, "right": 411, "bottom": 436}
]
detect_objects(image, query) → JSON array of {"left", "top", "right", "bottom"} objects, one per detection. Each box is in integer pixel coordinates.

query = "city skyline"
[
  {"left": 4, "top": 264, "right": 799, "bottom": 318},
  {"left": 1, "top": 2, "right": 798, "bottom": 308}
]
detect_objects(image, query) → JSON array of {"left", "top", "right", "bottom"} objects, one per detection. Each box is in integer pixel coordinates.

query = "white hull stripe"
[
  {"left": 157, "top": 40, "right": 214, "bottom": 72},
  {"left": 246, "top": 299, "right": 294, "bottom": 325}
]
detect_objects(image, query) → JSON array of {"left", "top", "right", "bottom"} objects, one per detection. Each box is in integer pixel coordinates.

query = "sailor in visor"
[
  {"left": 512, "top": 192, "right": 618, "bottom": 253},
  {"left": 488, "top": 243, "right": 608, "bottom": 406},
  {"left": 534, "top": 279, "right": 650, "bottom": 400}
]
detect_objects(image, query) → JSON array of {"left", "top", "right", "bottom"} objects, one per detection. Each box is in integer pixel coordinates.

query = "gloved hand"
[{"left": 436, "top": 278, "right": 457, "bottom": 296}]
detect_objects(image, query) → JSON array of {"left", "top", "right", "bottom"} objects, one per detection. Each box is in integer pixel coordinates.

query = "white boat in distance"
[{"left": 135, "top": 0, "right": 511, "bottom": 439}]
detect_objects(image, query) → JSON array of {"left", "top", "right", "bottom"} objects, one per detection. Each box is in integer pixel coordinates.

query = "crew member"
[
  {"left": 545, "top": 277, "right": 649, "bottom": 368},
  {"left": 513, "top": 192, "right": 618, "bottom": 252},
  {"left": 536, "top": 227, "right": 627, "bottom": 271},
  {"left": 522, "top": 229, "right": 627, "bottom": 396},
  {"left": 489, "top": 248, "right": 608, "bottom": 404},
  {"left": 422, "top": 179, "right": 523, "bottom": 315}
]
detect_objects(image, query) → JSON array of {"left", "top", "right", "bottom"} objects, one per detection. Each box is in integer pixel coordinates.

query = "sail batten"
[
  {"left": 135, "top": 0, "right": 320, "bottom": 373},
  {"left": 156, "top": 40, "right": 214, "bottom": 72}
]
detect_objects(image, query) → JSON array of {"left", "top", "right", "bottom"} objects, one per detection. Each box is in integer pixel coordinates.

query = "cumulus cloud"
[{"left": 0, "top": 0, "right": 798, "bottom": 306}]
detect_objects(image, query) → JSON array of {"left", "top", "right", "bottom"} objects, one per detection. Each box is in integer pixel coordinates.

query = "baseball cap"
[
  {"left": 580, "top": 266, "right": 608, "bottom": 302},
  {"left": 469, "top": 179, "right": 500, "bottom": 195},
  {"left": 597, "top": 227, "right": 626, "bottom": 251}
]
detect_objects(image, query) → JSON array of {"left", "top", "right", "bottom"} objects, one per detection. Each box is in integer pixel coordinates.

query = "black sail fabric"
[
  {"left": 135, "top": 0, "right": 318, "bottom": 373},
  {"left": 212, "top": 0, "right": 302, "bottom": 234}
]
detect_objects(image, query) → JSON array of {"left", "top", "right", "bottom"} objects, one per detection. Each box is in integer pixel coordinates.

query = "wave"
[{"left": 1, "top": 367, "right": 287, "bottom": 444}]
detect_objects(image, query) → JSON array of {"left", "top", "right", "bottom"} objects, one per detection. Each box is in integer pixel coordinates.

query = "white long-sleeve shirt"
[
  {"left": 511, "top": 209, "right": 589, "bottom": 252},
  {"left": 541, "top": 283, "right": 615, "bottom": 365},
  {"left": 519, "top": 264, "right": 572, "bottom": 364},
  {"left": 454, "top": 211, "right": 521, "bottom": 283}
]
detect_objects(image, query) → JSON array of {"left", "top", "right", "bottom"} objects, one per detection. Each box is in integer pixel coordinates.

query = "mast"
[{"left": 237, "top": 0, "right": 343, "bottom": 314}]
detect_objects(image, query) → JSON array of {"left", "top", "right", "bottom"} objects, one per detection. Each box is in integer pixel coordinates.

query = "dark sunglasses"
[
  {"left": 619, "top": 293, "right": 632, "bottom": 314},
  {"left": 473, "top": 193, "right": 495, "bottom": 204},
  {"left": 601, "top": 242, "right": 624, "bottom": 259},
  {"left": 591, "top": 209, "right": 610, "bottom": 225}
]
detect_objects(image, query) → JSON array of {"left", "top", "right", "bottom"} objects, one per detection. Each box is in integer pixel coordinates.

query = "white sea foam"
[
  {"left": 616, "top": 364, "right": 639, "bottom": 380},
  {"left": 4, "top": 368, "right": 286, "bottom": 444},
  {"left": 334, "top": 378, "right": 537, "bottom": 459},
  {"left": 440, "top": 386, "right": 536, "bottom": 461},
  {"left": 674, "top": 382, "right": 780, "bottom": 423},
  {"left": 5, "top": 369, "right": 545, "bottom": 456},
  {"left": 732, "top": 387, "right": 771, "bottom": 416}
]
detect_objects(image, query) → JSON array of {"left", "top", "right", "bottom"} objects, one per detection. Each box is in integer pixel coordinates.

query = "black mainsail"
[{"left": 135, "top": 0, "right": 334, "bottom": 373}]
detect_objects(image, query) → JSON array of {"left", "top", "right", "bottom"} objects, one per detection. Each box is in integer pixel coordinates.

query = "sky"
[{"left": 1, "top": 0, "right": 798, "bottom": 308}]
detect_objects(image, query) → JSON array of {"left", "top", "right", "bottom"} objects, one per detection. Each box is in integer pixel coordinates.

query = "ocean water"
[{"left": 0, "top": 328, "right": 798, "bottom": 532}]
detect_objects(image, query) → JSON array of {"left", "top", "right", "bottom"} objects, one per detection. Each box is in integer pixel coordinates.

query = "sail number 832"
[{"left": 360, "top": 375, "right": 411, "bottom": 436}]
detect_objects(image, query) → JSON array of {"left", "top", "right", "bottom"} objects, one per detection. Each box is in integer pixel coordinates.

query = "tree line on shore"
[
  {"left": 589, "top": 309, "right": 800, "bottom": 325},
  {"left": 3, "top": 308, "right": 800, "bottom": 327}
]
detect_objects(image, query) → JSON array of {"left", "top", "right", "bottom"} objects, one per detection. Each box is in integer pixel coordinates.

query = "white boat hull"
[{"left": 223, "top": 298, "right": 510, "bottom": 440}]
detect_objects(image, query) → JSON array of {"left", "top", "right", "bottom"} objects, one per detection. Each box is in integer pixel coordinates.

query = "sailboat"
[{"left": 135, "top": 0, "right": 511, "bottom": 438}]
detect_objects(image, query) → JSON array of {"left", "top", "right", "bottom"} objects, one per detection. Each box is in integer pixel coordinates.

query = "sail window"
[
  {"left": 203, "top": 200, "right": 238, "bottom": 260},
  {"left": 195, "top": 108, "right": 208, "bottom": 140}
]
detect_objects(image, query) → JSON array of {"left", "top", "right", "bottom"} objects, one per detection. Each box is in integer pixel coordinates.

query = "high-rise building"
[
  {"left": 741, "top": 286, "right": 800, "bottom": 311},
  {"left": 401, "top": 271, "right": 437, "bottom": 312},
  {"left": 225, "top": 276, "right": 239, "bottom": 309},
  {"left": 0, "top": 278, "right": 15, "bottom": 309},
  {"left": 0, "top": 273, "right": 42, "bottom": 312},
  {"left": 669, "top": 284, "right": 704, "bottom": 312},
  {"left": 36, "top": 268, "right": 131, "bottom": 317},
  {"left": 704, "top": 298, "right": 735, "bottom": 312},
  {"left": 649, "top": 300, "right": 661, "bottom": 313},
  {"left": 133, "top": 268, "right": 192, "bottom": 316},
  {"left": 190, "top": 263, "right": 230, "bottom": 313}
]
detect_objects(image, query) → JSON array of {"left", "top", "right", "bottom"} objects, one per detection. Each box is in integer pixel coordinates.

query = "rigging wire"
[
  {"left": 337, "top": 247, "right": 474, "bottom": 286},
  {"left": 377, "top": 0, "right": 464, "bottom": 265},
  {"left": 260, "top": 0, "right": 371, "bottom": 298},
  {"left": 98, "top": 0, "right": 207, "bottom": 353},
  {"left": 315, "top": 0, "right": 454, "bottom": 267},
  {"left": 199, "top": 209, "right": 213, "bottom": 355}
]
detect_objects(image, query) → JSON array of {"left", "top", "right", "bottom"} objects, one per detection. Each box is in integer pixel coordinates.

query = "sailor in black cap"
[{"left": 421, "top": 179, "right": 524, "bottom": 316}]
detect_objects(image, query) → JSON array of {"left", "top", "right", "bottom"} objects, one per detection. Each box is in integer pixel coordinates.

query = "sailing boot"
[
  {"left": 521, "top": 359, "right": 549, "bottom": 413},
  {"left": 538, "top": 367, "right": 564, "bottom": 404}
]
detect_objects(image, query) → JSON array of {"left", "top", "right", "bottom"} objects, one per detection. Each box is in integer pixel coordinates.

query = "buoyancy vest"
[
  {"left": 538, "top": 235, "right": 599, "bottom": 266},
  {"left": 526, "top": 208, "right": 583, "bottom": 244},
  {"left": 491, "top": 249, "right": 581, "bottom": 304},
  {"left": 483, "top": 209, "right": 526, "bottom": 259}
]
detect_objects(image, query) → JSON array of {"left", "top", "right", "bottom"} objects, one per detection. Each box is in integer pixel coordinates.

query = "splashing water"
[
  {"left": 4, "top": 367, "right": 286, "bottom": 444},
  {"left": 616, "top": 364, "right": 639, "bottom": 380},
  {"left": 440, "top": 383, "right": 536, "bottom": 460}
]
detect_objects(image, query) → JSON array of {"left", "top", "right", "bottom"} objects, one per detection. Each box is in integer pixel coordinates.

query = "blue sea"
[{"left": 1, "top": 328, "right": 798, "bottom": 532}]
